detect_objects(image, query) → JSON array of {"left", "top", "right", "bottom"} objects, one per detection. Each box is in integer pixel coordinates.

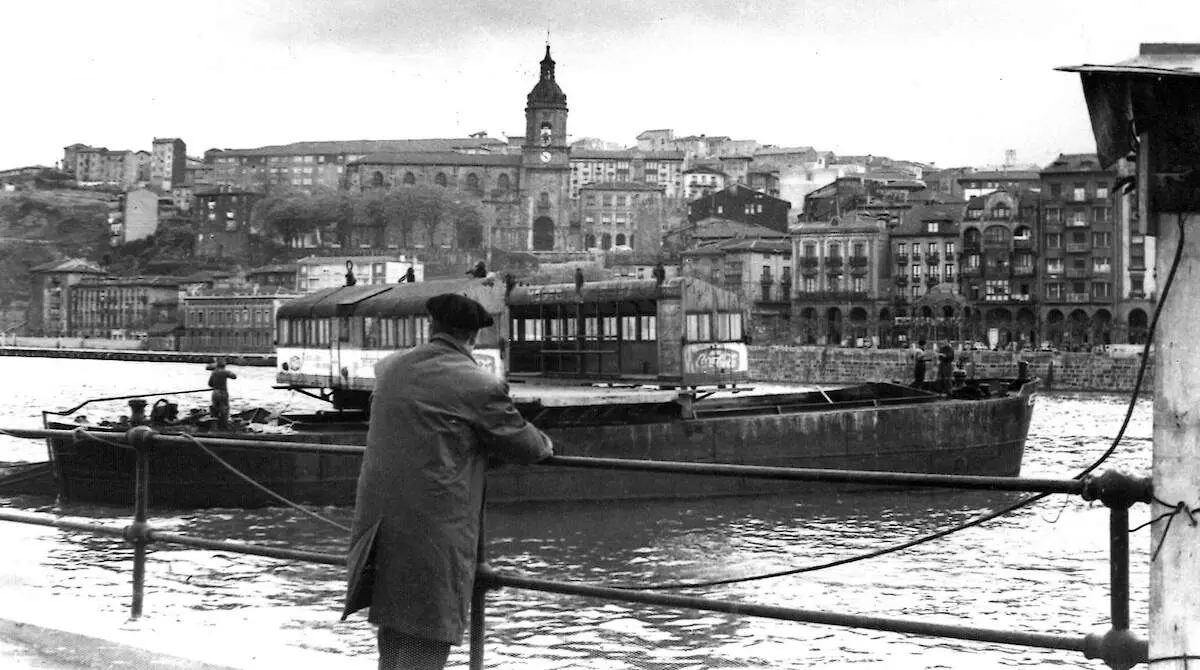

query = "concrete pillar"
[{"left": 1149, "top": 212, "right": 1200, "bottom": 670}]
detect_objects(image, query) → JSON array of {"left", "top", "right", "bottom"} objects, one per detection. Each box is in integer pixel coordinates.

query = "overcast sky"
[{"left": 4, "top": 0, "right": 1199, "bottom": 171}]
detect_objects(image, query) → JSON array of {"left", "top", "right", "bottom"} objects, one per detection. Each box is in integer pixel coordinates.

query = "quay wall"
[
  {"left": 747, "top": 346, "right": 1154, "bottom": 394},
  {"left": 0, "top": 341, "right": 1154, "bottom": 392}
]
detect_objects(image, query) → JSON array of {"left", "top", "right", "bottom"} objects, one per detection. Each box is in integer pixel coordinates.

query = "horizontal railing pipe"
[
  {"left": 542, "top": 455, "right": 1086, "bottom": 494},
  {"left": 3, "top": 427, "right": 366, "bottom": 456},
  {"left": 4, "top": 427, "right": 1091, "bottom": 495},
  {"left": 487, "top": 570, "right": 1093, "bottom": 653},
  {"left": 0, "top": 508, "right": 129, "bottom": 538},
  {"left": 149, "top": 531, "right": 345, "bottom": 565}
]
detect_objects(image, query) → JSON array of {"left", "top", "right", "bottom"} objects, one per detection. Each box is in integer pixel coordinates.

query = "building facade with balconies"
[
  {"left": 681, "top": 237, "right": 792, "bottom": 343},
  {"left": 1038, "top": 154, "right": 1116, "bottom": 349},
  {"left": 180, "top": 289, "right": 301, "bottom": 353},
  {"left": 790, "top": 214, "right": 890, "bottom": 346},
  {"left": 961, "top": 189, "right": 1040, "bottom": 347},
  {"left": 577, "top": 181, "right": 666, "bottom": 253},
  {"left": 27, "top": 259, "right": 107, "bottom": 336},
  {"left": 888, "top": 204, "right": 967, "bottom": 346},
  {"left": 68, "top": 276, "right": 180, "bottom": 338}
]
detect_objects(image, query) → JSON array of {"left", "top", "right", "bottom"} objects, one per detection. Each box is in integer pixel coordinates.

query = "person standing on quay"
[
  {"left": 912, "top": 339, "right": 930, "bottom": 387},
  {"left": 344, "top": 293, "right": 554, "bottom": 670},
  {"left": 206, "top": 358, "right": 237, "bottom": 429}
]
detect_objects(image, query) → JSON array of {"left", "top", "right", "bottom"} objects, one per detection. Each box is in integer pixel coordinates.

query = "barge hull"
[{"left": 46, "top": 380, "right": 1036, "bottom": 509}]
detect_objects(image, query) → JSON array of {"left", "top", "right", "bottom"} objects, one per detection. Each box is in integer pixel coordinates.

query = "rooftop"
[
  {"left": 208, "top": 138, "right": 507, "bottom": 158},
  {"left": 1058, "top": 43, "right": 1200, "bottom": 79},
  {"left": 958, "top": 170, "right": 1041, "bottom": 182},
  {"left": 349, "top": 152, "right": 520, "bottom": 167},
  {"left": 1040, "top": 153, "right": 1107, "bottom": 174},
  {"left": 578, "top": 181, "right": 665, "bottom": 192},
  {"left": 571, "top": 149, "right": 686, "bottom": 160},
  {"left": 30, "top": 258, "right": 106, "bottom": 275}
]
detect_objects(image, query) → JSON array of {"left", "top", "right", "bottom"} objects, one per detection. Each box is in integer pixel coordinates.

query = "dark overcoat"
[{"left": 345, "top": 333, "right": 552, "bottom": 643}]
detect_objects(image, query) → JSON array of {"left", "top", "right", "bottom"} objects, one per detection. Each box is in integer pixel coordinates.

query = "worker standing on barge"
[
  {"left": 205, "top": 358, "right": 237, "bottom": 430},
  {"left": 344, "top": 293, "right": 554, "bottom": 670}
]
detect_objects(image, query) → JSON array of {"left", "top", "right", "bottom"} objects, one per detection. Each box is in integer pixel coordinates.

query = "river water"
[{"left": 0, "top": 357, "right": 1153, "bottom": 669}]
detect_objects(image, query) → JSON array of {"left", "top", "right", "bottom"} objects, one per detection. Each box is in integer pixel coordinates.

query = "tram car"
[
  {"left": 274, "top": 275, "right": 749, "bottom": 411},
  {"left": 506, "top": 276, "right": 749, "bottom": 387},
  {"left": 275, "top": 277, "right": 509, "bottom": 410}
]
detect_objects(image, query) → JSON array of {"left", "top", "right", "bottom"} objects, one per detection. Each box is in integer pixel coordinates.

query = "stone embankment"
[
  {"left": 0, "top": 341, "right": 1153, "bottom": 392},
  {"left": 748, "top": 346, "right": 1153, "bottom": 393}
]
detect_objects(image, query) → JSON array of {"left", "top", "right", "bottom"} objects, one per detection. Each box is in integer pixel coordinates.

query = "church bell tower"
[{"left": 521, "top": 46, "right": 572, "bottom": 251}]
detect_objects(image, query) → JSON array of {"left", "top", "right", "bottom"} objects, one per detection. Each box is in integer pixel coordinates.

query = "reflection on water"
[{"left": 0, "top": 358, "right": 1154, "bottom": 668}]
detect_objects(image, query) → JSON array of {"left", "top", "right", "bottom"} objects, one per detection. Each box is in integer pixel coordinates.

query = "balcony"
[
  {"left": 961, "top": 266, "right": 982, "bottom": 277},
  {"left": 895, "top": 276, "right": 909, "bottom": 286},
  {"left": 1066, "top": 268, "right": 1091, "bottom": 279},
  {"left": 1066, "top": 293, "right": 1090, "bottom": 304},
  {"left": 926, "top": 253, "right": 940, "bottom": 264},
  {"left": 800, "top": 264, "right": 819, "bottom": 276},
  {"left": 1013, "top": 266, "right": 1036, "bottom": 277},
  {"left": 850, "top": 263, "right": 869, "bottom": 276},
  {"left": 849, "top": 255, "right": 870, "bottom": 268},
  {"left": 826, "top": 257, "right": 844, "bottom": 269},
  {"left": 799, "top": 257, "right": 820, "bottom": 269},
  {"left": 984, "top": 293, "right": 1034, "bottom": 303},
  {"left": 1013, "top": 237, "right": 1033, "bottom": 249},
  {"left": 1065, "top": 242, "right": 1091, "bottom": 253},
  {"left": 794, "top": 291, "right": 870, "bottom": 302},
  {"left": 925, "top": 276, "right": 940, "bottom": 286},
  {"left": 910, "top": 253, "right": 922, "bottom": 262},
  {"left": 896, "top": 255, "right": 909, "bottom": 265},
  {"left": 1066, "top": 218, "right": 1090, "bottom": 228}
]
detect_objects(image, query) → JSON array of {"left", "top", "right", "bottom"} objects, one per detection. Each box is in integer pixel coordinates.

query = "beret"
[{"left": 425, "top": 293, "right": 494, "bottom": 330}]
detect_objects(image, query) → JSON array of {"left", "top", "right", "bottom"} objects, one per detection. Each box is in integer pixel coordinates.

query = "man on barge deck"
[
  {"left": 344, "top": 293, "right": 554, "bottom": 670},
  {"left": 205, "top": 358, "right": 237, "bottom": 430}
]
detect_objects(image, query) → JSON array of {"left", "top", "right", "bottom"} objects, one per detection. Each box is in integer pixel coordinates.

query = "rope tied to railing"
[{"left": 177, "top": 433, "right": 351, "bottom": 533}]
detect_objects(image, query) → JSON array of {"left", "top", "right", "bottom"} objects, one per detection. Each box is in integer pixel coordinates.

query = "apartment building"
[{"left": 1037, "top": 154, "right": 1117, "bottom": 349}]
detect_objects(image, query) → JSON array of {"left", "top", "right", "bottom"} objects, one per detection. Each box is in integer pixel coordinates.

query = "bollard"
[{"left": 124, "top": 426, "right": 157, "bottom": 620}]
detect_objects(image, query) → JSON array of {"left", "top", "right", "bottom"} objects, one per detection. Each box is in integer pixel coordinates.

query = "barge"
[{"left": 42, "top": 276, "right": 1038, "bottom": 509}]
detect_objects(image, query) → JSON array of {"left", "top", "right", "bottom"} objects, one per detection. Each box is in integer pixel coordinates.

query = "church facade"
[{"left": 345, "top": 47, "right": 577, "bottom": 253}]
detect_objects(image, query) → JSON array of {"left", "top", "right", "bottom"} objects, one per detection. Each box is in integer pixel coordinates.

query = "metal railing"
[{"left": 0, "top": 426, "right": 1152, "bottom": 670}]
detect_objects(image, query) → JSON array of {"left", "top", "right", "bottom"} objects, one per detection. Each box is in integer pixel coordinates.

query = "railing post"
[
  {"left": 124, "top": 426, "right": 157, "bottom": 620},
  {"left": 469, "top": 489, "right": 488, "bottom": 670},
  {"left": 1081, "top": 470, "right": 1152, "bottom": 670}
]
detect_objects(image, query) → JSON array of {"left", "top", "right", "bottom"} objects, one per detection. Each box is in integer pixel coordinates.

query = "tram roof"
[
  {"left": 508, "top": 277, "right": 685, "bottom": 304},
  {"left": 353, "top": 277, "right": 494, "bottom": 317},
  {"left": 276, "top": 284, "right": 393, "bottom": 319},
  {"left": 278, "top": 277, "right": 504, "bottom": 319}
]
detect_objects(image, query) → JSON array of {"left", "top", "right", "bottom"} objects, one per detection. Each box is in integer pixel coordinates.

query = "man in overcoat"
[{"left": 344, "top": 292, "right": 553, "bottom": 669}]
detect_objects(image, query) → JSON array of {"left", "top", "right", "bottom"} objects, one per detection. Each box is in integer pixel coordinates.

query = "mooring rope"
[{"left": 178, "top": 433, "right": 351, "bottom": 533}]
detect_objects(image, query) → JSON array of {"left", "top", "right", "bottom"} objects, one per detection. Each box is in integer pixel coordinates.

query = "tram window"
[
  {"left": 322, "top": 319, "right": 331, "bottom": 346},
  {"left": 686, "top": 313, "right": 712, "bottom": 342},
  {"left": 277, "top": 319, "right": 288, "bottom": 345},
  {"left": 509, "top": 317, "right": 521, "bottom": 342},
  {"left": 364, "top": 317, "right": 380, "bottom": 348},
  {"left": 417, "top": 317, "right": 430, "bottom": 344},
  {"left": 603, "top": 316, "right": 618, "bottom": 340},
  {"left": 622, "top": 316, "right": 638, "bottom": 340},
  {"left": 339, "top": 317, "right": 351, "bottom": 342},
  {"left": 731, "top": 313, "right": 743, "bottom": 340},
  {"left": 550, "top": 318, "right": 563, "bottom": 341},
  {"left": 566, "top": 317, "right": 577, "bottom": 339},
  {"left": 584, "top": 317, "right": 598, "bottom": 340},
  {"left": 639, "top": 315, "right": 657, "bottom": 341},
  {"left": 523, "top": 318, "right": 543, "bottom": 341}
]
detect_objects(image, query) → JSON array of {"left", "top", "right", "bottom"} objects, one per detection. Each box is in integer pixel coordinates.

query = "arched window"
[
  {"left": 539, "top": 191, "right": 551, "bottom": 208},
  {"left": 371, "top": 171, "right": 384, "bottom": 187},
  {"left": 984, "top": 225, "right": 1010, "bottom": 244},
  {"left": 615, "top": 233, "right": 626, "bottom": 247},
  {"left": 497, "top": 173, "right": 511, "bottom": 191},
  {"left": 626, "top": 234, "right": 634, "bottom": 249},
  {"left": 601, "top": 233, "right": 612, "bottom": 250},
  {"left": 585, "top": 234, "right": 596, "bottom": 248},
  {"left": 403, "top": 172, "right": 415, "bottom": 185},
  {"left": 466, "top": 173, "right": 480, "bottom": 192},
  {"left": 435, "top": 172, "right": 447, "bottom": 187}
]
